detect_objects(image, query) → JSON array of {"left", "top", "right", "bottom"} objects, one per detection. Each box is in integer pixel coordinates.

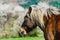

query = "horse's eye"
[{"left": 22, "top": 21, "right": 27, "bottom": 27}]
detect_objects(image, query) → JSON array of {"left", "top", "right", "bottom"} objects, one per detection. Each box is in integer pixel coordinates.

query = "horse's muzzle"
[{"left": 19, "top": 28, "right": 27, "bottom": 36}]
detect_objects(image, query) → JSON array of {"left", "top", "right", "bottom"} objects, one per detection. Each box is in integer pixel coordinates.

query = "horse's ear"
[{"left": 28, "top": 7, "right": 32, "bottom": 15}]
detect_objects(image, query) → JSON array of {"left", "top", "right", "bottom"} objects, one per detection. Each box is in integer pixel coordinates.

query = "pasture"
[{"left": 0, "top": 37, "right": 44, "bottom": 40}]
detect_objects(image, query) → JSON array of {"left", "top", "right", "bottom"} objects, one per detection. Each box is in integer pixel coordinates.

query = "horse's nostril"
[{"left": 21, "top": 31, "right": 24, "bottom": 34}]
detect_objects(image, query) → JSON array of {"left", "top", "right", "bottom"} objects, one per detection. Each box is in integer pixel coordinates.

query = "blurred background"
[
  {"left": 0, "top": 0, "right": 60, "bottom": 40},
  {"left": 0, "top": 0, "right": 60, "bottom": 8}
]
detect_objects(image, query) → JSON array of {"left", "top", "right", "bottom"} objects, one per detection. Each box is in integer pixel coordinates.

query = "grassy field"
[{"left": 0, "top": 37, "right": 44, "bottom": 40}]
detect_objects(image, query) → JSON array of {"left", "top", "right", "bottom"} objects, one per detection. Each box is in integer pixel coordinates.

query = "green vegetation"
[
  {"left": 49, "top": 1, "right": 60, "bottom": 9},
  {"left": 19, "top": 0, "right": 39, "bottom": 8},
  {"left": 0, "top": 37, "right": 44, "bottom": 40}
]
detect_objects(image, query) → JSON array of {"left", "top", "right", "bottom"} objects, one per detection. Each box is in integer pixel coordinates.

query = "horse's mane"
[
  {"left": 29, "top": 2, "right": 60, "bottom": 27},
  {"left": 38, "top": 2, "right": 60, "bottom": 15}
]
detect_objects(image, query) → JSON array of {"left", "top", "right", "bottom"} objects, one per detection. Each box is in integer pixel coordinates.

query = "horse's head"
[
  {"left": 19, "top": 6, "right": 46, "bottom": 36},
  {"left": 19, "top": 5, "right": 50, "bottom": 36},
  {"left": 19, "top": 7, "right": 37, "bottom": 35}
]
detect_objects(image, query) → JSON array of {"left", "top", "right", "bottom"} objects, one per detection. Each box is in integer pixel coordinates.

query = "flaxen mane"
[{"left": 29, "top": 2, "right": 60, "bottom": 27}]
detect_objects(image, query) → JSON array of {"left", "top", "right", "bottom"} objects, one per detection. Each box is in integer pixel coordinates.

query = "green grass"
[{"left": 0, "top": 37, "right": 44, "bottom": 40}]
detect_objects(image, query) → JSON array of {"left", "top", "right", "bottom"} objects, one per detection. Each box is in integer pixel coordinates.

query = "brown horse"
[{"left": 19, "top": 4, "right": 60, "bottom": 40}]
